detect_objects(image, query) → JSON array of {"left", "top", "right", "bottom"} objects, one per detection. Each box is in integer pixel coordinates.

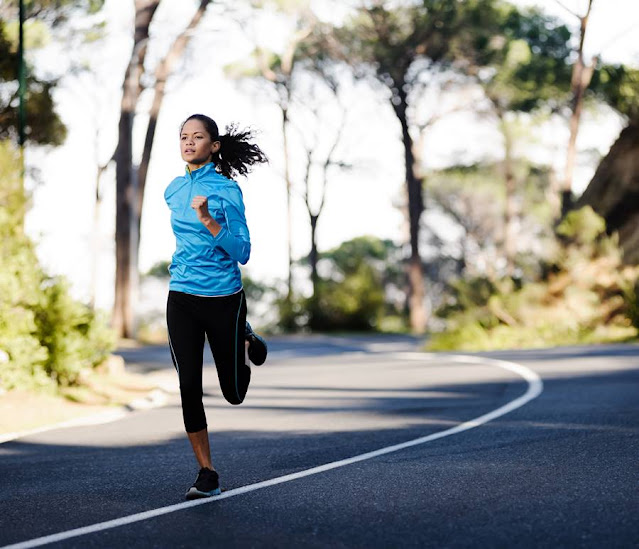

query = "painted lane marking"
[{"left": 2, "top": 354, "right": 542, "bottom": 549}]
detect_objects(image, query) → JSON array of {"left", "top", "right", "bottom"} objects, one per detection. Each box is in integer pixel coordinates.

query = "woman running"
[{"left": 165, "top": 113, "right": 268, "bottom": 500}]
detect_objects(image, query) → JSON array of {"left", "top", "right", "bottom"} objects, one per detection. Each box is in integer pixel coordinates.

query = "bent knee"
[
  {"left": 222, "top": 389, "right": 246, "bottom": 406},
  {"left": 226, "top": 395, "right": 245, "bottom": 406}
]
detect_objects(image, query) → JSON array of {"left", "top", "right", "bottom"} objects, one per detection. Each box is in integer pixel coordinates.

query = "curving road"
[{"left": 0, "top": 336, "right": 637, "bottom": 548}]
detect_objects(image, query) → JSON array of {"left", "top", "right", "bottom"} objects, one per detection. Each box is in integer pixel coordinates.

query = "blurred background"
[{"left": 1, "top": 0, "right": 638, "bottom": 394}]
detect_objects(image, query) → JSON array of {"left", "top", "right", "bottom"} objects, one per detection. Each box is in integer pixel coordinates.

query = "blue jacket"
[{"left": 164, "top": 163, "right": 250, "bottom": 296}]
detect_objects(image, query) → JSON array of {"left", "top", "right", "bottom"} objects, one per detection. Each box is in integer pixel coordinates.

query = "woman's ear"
[{"left": 211, "top": 140, "right": 221, "bottom": 155}]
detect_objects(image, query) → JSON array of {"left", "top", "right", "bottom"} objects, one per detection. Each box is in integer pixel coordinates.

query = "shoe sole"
[{"left": 185, "top": 487, "right": 221, "bottom": 500}]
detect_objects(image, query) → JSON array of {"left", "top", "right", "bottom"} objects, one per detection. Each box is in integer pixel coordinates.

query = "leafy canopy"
[{"left": 0, "top": 0, "right": 105, "bottom": 145}]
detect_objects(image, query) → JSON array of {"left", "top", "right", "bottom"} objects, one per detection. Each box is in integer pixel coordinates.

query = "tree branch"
[{"left": 554, "top": 0, "right": 583, "bottom": 20}]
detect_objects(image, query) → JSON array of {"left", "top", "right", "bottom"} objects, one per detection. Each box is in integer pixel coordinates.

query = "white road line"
[{"left": 2, "top": 354, "right": 543, "bottom": 549}]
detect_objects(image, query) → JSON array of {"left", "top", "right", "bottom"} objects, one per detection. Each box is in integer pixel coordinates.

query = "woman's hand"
[
  {"left": 191, "top": 195, "right": 222, "bottom": 236},
  {"left": 191, "top": 195, "right": 212, "bottom": 223}
]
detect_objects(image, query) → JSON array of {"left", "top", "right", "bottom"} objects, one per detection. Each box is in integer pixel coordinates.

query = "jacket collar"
[{"left": 185, "top": 162, "right": 216, "bottom": 179}]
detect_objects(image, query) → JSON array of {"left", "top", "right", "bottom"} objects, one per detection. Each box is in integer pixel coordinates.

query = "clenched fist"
[
  {"left": 191, "top": 195, "right": 211, "bottom": 223},
  {"left": 191, "top": 195, "right": 222, "bottom": 236}
]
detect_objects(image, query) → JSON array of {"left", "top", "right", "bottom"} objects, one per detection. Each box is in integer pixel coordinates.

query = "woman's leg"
[
  {"left": 187, "top": 429, "right": 212, "bottom": 470},
  {"left": 203, "top": 290, "right": 251, "bottom": 405},
  {"left": 167, "top": 291, "right": 213, "bottom": 469}
]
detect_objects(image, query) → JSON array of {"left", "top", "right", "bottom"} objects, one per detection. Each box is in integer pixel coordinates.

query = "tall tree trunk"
[
  {"left": 392, "top": 90, "right": 427, "bottom": 334},
  {"left": 309, "top": 214, "right": 319, "bottom": 297},
  {"left": 561, "top": 0, "right": 595, "bottom": 217},
  {"left": 113, "top": 0, "right": 160, "bottom": 339},
  {"left": 282, "top": 104, "right": 294, "bottom": 303},
  {"left": 135, "top": 0, "right": 211, "bottom": 247},
  {"left": 308, "top": 212, "right": 320, "bottom": 327},
  {"left": 90, "top": 162, "right": 108, "bottom": 310},
  {"left": 499, "top": 113, "right": 517, "bottom": 275},
  {"left": 253, "top": 29, "right": 310, "bottom": 327},
  {"left": 576, "top": 121, "right": 639, "bottom": 263}
]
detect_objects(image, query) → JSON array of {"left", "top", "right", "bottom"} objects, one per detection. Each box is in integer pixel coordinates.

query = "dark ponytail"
[{"left": 181, "top": 114, "right": 268, "bottom": 180}]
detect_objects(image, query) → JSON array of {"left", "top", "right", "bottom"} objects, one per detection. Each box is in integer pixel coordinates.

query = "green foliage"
[
  {"left": 0, "top": 141, "right": 47, "bottom": 389},
  {"left": 276, "top": 292, "right": 305, "bottom": 333},
  {"left": 305, "top": 236, "right": 402, "bottom": 332},
  {"left": 145, "top": 260, "right": 170, "bottom": 279},
  {"left": 1, "top": 0, "right": 106, "bottom": 145},
  {"left": 590, "top": 64, "right": 639, "bottom": 122},
  {"left": 0, "top": 21, "right": 66, "bottom": 145},
  {"left": 623, "top": 279, "right": 639, "bottom": 330},
  {"left": 429, "top": 208, "right": 639, "bottom": 351},
  {"left": 427, "top": 161, "right": 555, "bottom": 278},
  {"left": 338, "top": 0, "right": 502, "bottom": 97},
  {"left": 556, "top": 205, "right": 606, "bottom": 246},
  {"left": 4, "top": 19, "right": 51, "bottom": 49},
  {"left": 0, "top": 141, "right": 115, "bottom": 390},
  {"left": 309, "top": 263, "right": 386, "bottom": 332},
  {"left": 2, "top": 1, "right": 105, "bottom": 22},
  {"left": 273, "top": 236, "right": 405, "bottom": 333},
  {"left": 33, "top": 277, "right": 115, "bottom": 386},
  {"left": 479, "top": 6, "right": 573, "bottom": 113},
  {"left": 437, "top": 276, "right": 499, "bottom": 319},
  {"left": 241, "top": 273, "right": 270, "bottom": 303}
]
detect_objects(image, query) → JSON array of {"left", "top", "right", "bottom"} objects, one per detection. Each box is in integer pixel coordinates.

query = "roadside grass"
[{"left": 0, "top": 354, "right": 166, "bottom": 438}]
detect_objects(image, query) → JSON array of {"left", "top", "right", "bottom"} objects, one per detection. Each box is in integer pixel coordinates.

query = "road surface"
[{"left": 1, "top": 336, "right": 637, "bottom": 548}]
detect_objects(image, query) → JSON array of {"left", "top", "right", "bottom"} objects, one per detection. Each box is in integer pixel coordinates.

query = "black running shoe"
[
  {"left": 185, "top": 468, "right": 221, "bottom": 500},
  {"left": 245, "top": 322, "right": 268, "bottom": 366}
]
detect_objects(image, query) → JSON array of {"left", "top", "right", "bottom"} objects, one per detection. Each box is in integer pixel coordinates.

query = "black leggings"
[{"left": 166, "top": 289, "right": 250, "bottom": 433}]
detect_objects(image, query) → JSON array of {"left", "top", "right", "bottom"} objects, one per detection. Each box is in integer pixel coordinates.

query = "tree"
[
  {"left": 135, "top": 0, "right": 212, "bottom": 254},
  {"left": 113, "top": 0, "right": 213, "bottom": 338},
  {"left": 227, "top": 0, "right": 317, "bottom": 321},
  {"left": 332, "top": 0, "right": 500, "bottom": 333},
  {"left": 427, "top": 162, "right": 554, "bottom": 279},
  {"left": 310, "top": 236, "right": 402, "bottom": 332},
  {"left": 1, "top": 0, "right": 107, "bottom": 236},
  {"left": 473, "top": 7, "right": 572, "bottom": 272},
  {"left": 297, "top": 98, "right": 348, "bottom": 325},
  {"left": 552, "top": 1, "right": 639, "bottom": 218},
  {"left": 112, "top": 0, "right": 161, "bottom": 339},
  {"left": 0, "top": 1, "right": 115, "bottom": 390},
  {"left": 555, "top": 0, "right": 597, "bottom": 216},
  {"left": 0, "top": 0, "right": 107, "bottom": 145}
]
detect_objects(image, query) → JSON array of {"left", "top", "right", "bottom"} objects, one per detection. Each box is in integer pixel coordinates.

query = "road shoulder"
[{"left": 0, "top": 353, "right": 177, "bottom": 443}]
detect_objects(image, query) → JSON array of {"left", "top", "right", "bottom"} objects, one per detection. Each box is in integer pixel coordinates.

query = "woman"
[{"left": 165, "top": 113, "right": 268, "bottom": 500}]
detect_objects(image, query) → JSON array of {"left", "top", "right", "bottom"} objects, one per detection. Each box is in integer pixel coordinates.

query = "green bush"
[
  {"left": 0, "top": 141, "right": 115, "bottom": 391},
  {"left": 309, "top": 262, "right": 386, "bottom": 331},
  {"left": 429, "top": 208, "right": 639, "bottom": 351},
  {"left": 623, "top": 278, "right": 639, "bottom": 330},
  {"left": 556, "top": 205, "right": 606, "bottom": 246},
  {"left": 307, "top": 236, "right": 393, "bottom": 332},
  {"left": 34, "top": 277, "right": 115, "bottom": 386}
]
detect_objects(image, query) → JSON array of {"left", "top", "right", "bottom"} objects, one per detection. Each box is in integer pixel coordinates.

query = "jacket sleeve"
[{"left": 212, "top": 187, "right": 251, "bottom": 265}]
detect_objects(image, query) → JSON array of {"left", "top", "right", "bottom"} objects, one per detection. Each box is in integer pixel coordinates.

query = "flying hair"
[{"left": 180, "top": 114, "right": 268, "bottom": 180}]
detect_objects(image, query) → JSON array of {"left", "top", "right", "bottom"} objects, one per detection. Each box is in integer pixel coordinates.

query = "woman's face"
[{"left": 180, "top": 119, "right": 220, "bottom": 169}]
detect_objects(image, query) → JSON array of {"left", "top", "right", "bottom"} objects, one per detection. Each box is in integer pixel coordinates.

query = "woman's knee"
[
  {"left": 221, "top": 385, "right": 247, "bottom": 405},
  {"left": 179, "top": 379, "right": 202, "bottom": 401}
]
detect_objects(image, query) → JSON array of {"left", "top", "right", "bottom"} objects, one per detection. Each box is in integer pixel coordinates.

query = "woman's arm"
[
  {"left": 191, "top": 193, "right": 251, "bottom": 264},
  {"left": 191, "top": 195, "right": 222, "bottom": 236}
]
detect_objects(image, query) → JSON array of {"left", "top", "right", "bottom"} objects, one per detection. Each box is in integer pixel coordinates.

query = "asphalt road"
[{"left": 0, "top": 336, "right": 637, "bottom": 549}]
